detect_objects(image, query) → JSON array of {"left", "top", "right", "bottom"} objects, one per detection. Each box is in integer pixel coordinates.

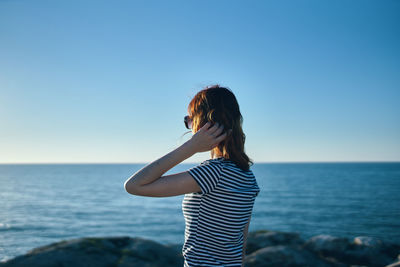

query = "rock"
[
  {"left": 0, "top": 236, "right": 183, "bottom": 267},
  {"left": 244, "top": 245, "right": 343, "bottom": 267},
  {"left": 354, "top": 236, "right": 383, "bottom": 247},
  {"left": 303, "top": 234, "right": 399, "bottom": 267},
  {"left": 304, "top": 234, "right": 351, "bottom": 256},
  {"left": 1, "top": 231, "right": 399, "bottom": 267},
  {"left": 346, "top": 237, "right": 400, "bottom": 267},
  {"left": 386, "top": 260, "right": 400, "bottom": 267},
  {"left": 246, "top": 230, "right": 305, "bottom": 254},
  {"left": 341, "top": 245, "right": 394, "bottom": 267},
  {"left": 165, "top": 243, "right": 183, "bottom": 255}
]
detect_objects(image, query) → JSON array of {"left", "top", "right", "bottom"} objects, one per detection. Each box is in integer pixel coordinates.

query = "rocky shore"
[{"left": 1, "top": 229, "right": 400, "bottom": 267}]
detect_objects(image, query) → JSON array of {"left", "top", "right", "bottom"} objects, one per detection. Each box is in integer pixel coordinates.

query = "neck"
[{"left": 211, "top": 149, "right": 223, "bottom": 159}]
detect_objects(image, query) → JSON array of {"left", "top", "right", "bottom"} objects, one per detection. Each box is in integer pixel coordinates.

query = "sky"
[{"left": 0, "top": 0, "right": 399, "bottom": 164}]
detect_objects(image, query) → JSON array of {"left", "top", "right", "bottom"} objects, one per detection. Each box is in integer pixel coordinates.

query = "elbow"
[
  {"left": 124, "top": 181, "right": 131, "bottom": 194},
  {"left": 124, "top": 178, "right": 137, "bottom": 195}
]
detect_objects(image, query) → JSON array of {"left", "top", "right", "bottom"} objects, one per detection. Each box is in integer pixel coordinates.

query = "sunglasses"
[{"left": 184, "top": 115, "right": 193, "bottom": 129}]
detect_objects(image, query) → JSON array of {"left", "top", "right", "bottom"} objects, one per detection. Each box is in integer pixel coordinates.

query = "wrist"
[{"left": 182, "top": 139, "right": 197, "bottom": 156}]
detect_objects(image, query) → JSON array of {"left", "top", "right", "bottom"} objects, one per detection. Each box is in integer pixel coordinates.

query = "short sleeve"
[{"left": 187, "top": 160, "right": 223, "bottom": 195}]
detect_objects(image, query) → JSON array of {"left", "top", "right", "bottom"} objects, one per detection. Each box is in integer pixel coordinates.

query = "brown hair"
[{"left": 188, "top": 84, "right": 253, "bottom": 171}]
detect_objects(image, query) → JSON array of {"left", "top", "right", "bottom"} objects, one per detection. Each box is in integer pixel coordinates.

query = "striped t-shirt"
[{"left": 182, "top": 157, "right": 260, "bottom": 267}]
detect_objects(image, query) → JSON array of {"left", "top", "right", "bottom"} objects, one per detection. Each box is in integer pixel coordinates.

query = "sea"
[{"left": 1, "top": 162, "right": 399, "bottom": 262}]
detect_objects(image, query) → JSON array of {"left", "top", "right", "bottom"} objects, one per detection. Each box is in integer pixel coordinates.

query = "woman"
[{"left": 124, "top": 84, "right": 260, "bottom": 267}]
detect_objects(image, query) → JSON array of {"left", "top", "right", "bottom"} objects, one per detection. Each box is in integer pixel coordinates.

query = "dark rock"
[
  {"left": 244, "top": 245, "right": 343, "bottom": 267},
  {"left": 165, "top": 243, "right": 183, "bottom": 256},
  {"left": 303, "top": 234, "right": 351, "bottom": 257},
  {"left": 346, "top": 236, "right": 400, "bottom": 267},
  {"left": 246, "top": 230, "right": 305, "bottom": 254},
  {"left": 0, "top": 236, "right": 183, "bottom": 267},
  {"left": 386, "top": 260, "right": 400, "bottom": 267},
  {"left": 354, "top": 236, "right": 400, "bottom": 258},
  {"left": 1, "top": 231, "right": 399, "bottom": 267},
  {"left": 303, "top": 234, "right": 399, "bottom": 267},
  {"left": 354, "top": 236, "right": 383, "bottom": 247},
  {"left": 342, "top": 245, "right": 393, "bottom": 267}
]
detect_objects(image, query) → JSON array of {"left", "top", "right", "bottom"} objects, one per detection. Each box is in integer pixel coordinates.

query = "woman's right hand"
[{"left": 186, "top": 122, "right": 228, "bottom": 153}]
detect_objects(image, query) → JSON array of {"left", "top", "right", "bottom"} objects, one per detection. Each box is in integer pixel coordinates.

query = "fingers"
[
  {"left": 209, "top": 123, "right": 228, "bottom": 143},
  {"left": 214, "top": 131, "right": 228, "bottom": 143},
  {"left": 213, "top": 125, "right": 224, "bottom": 137},
  {"left": 201, "top": 122, "right": 227, "bottom": 140},
  {"left": 200, "top": 122, "right": 212, "bottom": 131},
  {"left": 208, "top": 122, "right": 223, "bottom": 135},
  {"left": 200, "top": 121, "right": 221, "bottom": 133}
]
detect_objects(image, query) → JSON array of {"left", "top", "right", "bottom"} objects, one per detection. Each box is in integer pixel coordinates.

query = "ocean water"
[{"left": 0, "top": 162, "right": 399, "bottom": 262}]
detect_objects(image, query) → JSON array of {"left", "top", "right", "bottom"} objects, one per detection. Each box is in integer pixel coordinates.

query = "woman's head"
[{"left": 187, "top": 84, "right": 253, "bottom": 171}]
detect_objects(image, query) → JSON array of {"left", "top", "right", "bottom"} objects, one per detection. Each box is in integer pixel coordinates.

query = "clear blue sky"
[{"left": 1, "top": 0, "right": 399, "bottom": 163}]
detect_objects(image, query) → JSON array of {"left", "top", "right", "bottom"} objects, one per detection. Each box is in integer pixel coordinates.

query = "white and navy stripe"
[{"left": 182, "top": 157, "right": 260, "bottom": 266}]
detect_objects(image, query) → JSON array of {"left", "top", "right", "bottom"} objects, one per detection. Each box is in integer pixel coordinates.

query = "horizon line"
[{"left": 1, "top": 160, "right": 399, "bottom": 165}]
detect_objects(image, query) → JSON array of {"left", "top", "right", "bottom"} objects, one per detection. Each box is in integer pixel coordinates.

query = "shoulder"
[
  {"left": 196, "top": 157, "right": 224, "bottom": 167},
  {"left": 197, "top": 158, "right": 224, "bottom": 173},
  {"left": 188, "top": 159, "right": 224, "bottom": 195},
  {"left": 220, "top": 160, "right": 253, "bottom": 175}
]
